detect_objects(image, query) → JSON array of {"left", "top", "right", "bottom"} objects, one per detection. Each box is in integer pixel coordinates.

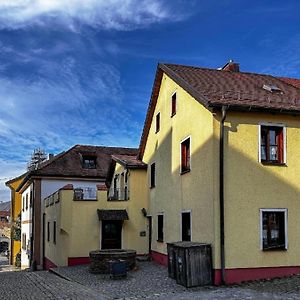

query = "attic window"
[
  {"left": 263, "top": 84, "right": 282, "bottom": 94},
  {"left": 82, "top": 155, "right": 97, "bottom": 169}
]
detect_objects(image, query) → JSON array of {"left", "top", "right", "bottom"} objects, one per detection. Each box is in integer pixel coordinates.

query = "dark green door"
[{"left": 102, "top": 220, "right": 122, "bottom": 249}]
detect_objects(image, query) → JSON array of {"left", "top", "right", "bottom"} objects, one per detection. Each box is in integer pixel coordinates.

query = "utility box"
[
  {"left": 172, "top": 242, "right": 212, "bottom": 287},
  {"left": 167, "top": 243, "right": 176, "bottom": 279}
]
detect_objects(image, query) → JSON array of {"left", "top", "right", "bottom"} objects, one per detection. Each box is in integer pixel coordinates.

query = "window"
[
  {"left": 181, "top": 137, "right": 191, "bottom": 173},
  {"left": 157, "top": 214, "right": 164, "bottom": 242},
  {"left": 260, "top": 125, "right": 284, "bottom": 164},
  {"left": 30, "top": 191, "right": 33, "bottom": 207},
  {"left": 82, "top": 155, "right": 97, "bottom": 169},
  {"left": 74, "top": 188, "right": 84, "bottom": 200},
  {"left": 150, "top": 163, "right": 156, "bottom": 188},
  {"left": 181, "top": 212, "right": 191, "bottom": 241},
  {"left": 47, "top": 222, "right": 50, "bottom": 242},
  {"left": 26, "top": 194, "right": 28, "bottom": 210},
  {"left": 171, "top": 92, "right": 176, "bottom": 117},
  {"left": 22, "top": 197, "right": 25, "bottom": 211},
  {"left": 260, "top": 209, "right": 287, "bottom": 250},
  {"left": 155, "top": 112, "right": 160, "bottom": 133},
  {"left": 53, "top": 221, "right": 56, "bottom": 244},
  {"left": 22, "top": 233, "right": 26, "bottom": 250}
]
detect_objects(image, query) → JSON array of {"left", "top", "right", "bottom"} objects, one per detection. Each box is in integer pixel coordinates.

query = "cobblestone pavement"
[
  {"left": 0, "top": 255, "right": 20, "bottom": 272},
  {"left": 52, "top": 261, "right": 300, "bottom": 299},
  {"left": 0, "top": 269, "right": 105, "bottom": 299}
]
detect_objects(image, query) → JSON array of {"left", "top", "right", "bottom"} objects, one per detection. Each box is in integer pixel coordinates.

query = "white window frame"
[
  {"left": 180, "top": 210, "right": 192, "bottom": 241},
  {"left": 180, "top": 136, "right": 192, "bottom": 174},
  {"left": 258, "top": 122, "right": 287, "bottom": 164},
  {"left": 259, "top": 208, "right": 288, "bottom": 250}
]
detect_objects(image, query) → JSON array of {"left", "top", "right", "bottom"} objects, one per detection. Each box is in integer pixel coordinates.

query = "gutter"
[{"left": 220, "top": 105, "right": 227, "bottom": 284}]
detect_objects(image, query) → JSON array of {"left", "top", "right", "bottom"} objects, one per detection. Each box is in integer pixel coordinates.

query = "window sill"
[
  {"left": 262, "top": 246, "right": 287, "bottom": 251},
  {"left": 171, "top": 113, "right": 176, "bottom": 118},
  {"left": 150, "top": 186, "right": 155, "bottom": 189},
  {"left": 157, "top": 239, "right": 164, "bottom": 243},
  {"left": 261, "top": 161, "right": 286, "bottom": 167},
  {"left": 73, "top": 199, "right": 97, "bottom": 201},
  {"left": 180, "top": 169, "right": 191, "bottom": 175}
]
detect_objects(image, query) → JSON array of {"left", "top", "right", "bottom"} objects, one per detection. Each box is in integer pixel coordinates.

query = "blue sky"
[{"left": 1, "top": 0, "right": 300, "bottom": 200}]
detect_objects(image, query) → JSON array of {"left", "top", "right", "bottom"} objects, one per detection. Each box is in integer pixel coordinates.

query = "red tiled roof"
[
  {"left": 138, "top": 63, "right": 300, "bottom": 159},
  {"left": 17, "top": 145, "right": 138, "bottom": 191},
  {"left": 111, "top": 154, "right": 147, "bottom": 169},
  {"left": 277, "top": 77, "right": 300, "bottom": 89}
]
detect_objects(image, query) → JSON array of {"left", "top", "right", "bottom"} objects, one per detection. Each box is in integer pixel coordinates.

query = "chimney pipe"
[{"left": 221, "top": 60, "right": 240, "bottom": 72}]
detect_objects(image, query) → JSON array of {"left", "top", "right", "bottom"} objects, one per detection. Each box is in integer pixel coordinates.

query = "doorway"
[{"left": 101, "top": 220, "right": 122, "bottom": 249}]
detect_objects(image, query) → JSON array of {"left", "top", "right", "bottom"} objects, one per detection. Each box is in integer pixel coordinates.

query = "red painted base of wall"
[
  {"left": 68, "top": 257, "right": 90, "bottom": 266},
  {"left": 215, "top": 266, "right": 300, "bottom": 285},
  {"left": 150, "top": 250, "right": 300, "bottom": 285},
  {"left": 150, "top": 251, "right": 168, "bottom": 266},
  {"left": 44, "top": 257, "right": 57, "bottom": 270}
]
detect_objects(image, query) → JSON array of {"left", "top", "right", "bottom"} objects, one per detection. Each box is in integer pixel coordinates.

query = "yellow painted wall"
[
  {"left": 101, "top": 163, "right": 148, "bottom": 254},
  {"left": 218, "top": 111, "right": 300, "bottom": 269},
  {"left": 6, "top": 176, "right": 24, "bottom": 265},
  {"left": 142, "top": 73, "right": 215, "bottom": 256}
]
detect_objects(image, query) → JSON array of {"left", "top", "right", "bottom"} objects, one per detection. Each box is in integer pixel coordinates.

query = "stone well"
[{"left": 89, "top": 249, "right": 136, "bottom": 274}]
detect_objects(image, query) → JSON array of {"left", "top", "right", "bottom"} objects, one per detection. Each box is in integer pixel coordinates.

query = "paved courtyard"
[{"left": 2, "top": 257, "right": 300, "bottom": 299}]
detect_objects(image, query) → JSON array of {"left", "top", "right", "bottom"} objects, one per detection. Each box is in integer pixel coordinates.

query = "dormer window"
[
  {"left": 263, "top": 84, "right": 282, "bottom": 94},
  {"left": 82, "top": 155, "right": 97, "bottom": 169}
]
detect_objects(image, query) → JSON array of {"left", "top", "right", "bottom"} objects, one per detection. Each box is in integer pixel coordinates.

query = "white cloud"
[{"left": 0, "top": 0, "right": 184, "bottom": 31}]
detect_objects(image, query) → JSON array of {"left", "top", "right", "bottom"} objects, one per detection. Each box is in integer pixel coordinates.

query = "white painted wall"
[{"left": 21, "top": 184, "right": 33, "bottom": 269}]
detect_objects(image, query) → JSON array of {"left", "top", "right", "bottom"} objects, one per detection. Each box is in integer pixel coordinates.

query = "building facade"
[{"left": 139, "top": 62, "right": 300, "bottom": 284}]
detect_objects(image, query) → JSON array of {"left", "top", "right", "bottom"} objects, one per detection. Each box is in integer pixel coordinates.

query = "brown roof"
[
  {"left": 111, "top": 154, "right": 147, "bottom": 169},
  {"left": 97, "top": 209, "right": 129, "bottom": 221},
  {"left": 277, "top": 77, "right": 300, "bottom": 89},
  {"left": 17, "top": 145, "right": 138, "bottom": 191},
  {"left": 138, "top": 63, "right": 300, "bottom": 158}
]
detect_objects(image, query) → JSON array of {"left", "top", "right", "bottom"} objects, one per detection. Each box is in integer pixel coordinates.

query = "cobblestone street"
[{"left": 2, "top": 259, "right": 300, "bottom": 299}]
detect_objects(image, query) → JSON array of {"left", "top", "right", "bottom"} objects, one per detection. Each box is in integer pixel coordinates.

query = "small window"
[
  {"left": 82, "top": 155, "right": 97, "bottom": 169},
  {"left": 22, "top": 197, "right": 25, "bottom": 212},
  {"left": 47, "top": 222, "right": 50, "bottom": 242},
  {"left": 30, "top": 191, "right": 33, "bottom": 207},
  {"left": 171, "top": 93, "right": 176, "bottom": 117},
  {"left": 155, "top": 112, "right": 160, "bottom": 133},
  {"left": 181, "top": 212, "right": 191, "bottom": 241},
  {"left": 261, "top": 209, "right": 287, "bottom": 250},
  {"left": 260, "top": 125, "right": 284, "bottom": 164},
  {"left": 74, "top": 188, "right": 84, "bottom": 200},
  {"left": 22, "top": 233, "right": 26, "bottom": 250},
  {"left": 53, "top": 221, "right": 56, "bottom": 244},
  {"left": 150, "top": 163, "right": 156, "bottom": 188},
  {"left": 181, "top": 137, "right": 191, "bottom": 173},
  {"left": 26, "top": 194, "right": 28, "bottom": 210},
  {"left": 157, "top": 214, "right": 164, "bottom": 242}
]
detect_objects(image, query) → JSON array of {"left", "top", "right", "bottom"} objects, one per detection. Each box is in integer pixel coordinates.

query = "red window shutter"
[
  {"left": 181, "top": 144, "right": 187, "bottom": 169},
  {"left": 277, "top": 129, "right": 284, "bottom": 163}
]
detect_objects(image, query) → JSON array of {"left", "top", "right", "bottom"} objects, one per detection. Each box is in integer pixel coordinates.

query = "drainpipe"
[{"left": 220, "top": 106, "right": 227, "bottom": 285}]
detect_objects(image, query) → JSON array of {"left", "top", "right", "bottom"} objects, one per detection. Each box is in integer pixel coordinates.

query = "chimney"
[
  {"left": 48, "top": 153, "right": 54, "bottom": 160},
  {"left": 221, "top": 60, "right": 240, "bottom": 72}
]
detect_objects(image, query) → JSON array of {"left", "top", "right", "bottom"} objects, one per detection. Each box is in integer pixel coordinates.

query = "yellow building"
[
  {"left": 44, "top": 153, "right": 148, "bottom": 268},
  {"left": 5, "top": 173, "right": 27, "bottom": 266},
  {"left": 139, "top": 61, "right": 300, "bottom": 284}
]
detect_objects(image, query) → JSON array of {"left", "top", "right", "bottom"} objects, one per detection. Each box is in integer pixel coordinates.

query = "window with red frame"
[
  {"left": 260, "top": 126, "right": 284, "bottom": 164},
  {"left": 181, "top": 138, "right": 191, "bottom": 173},
  {"left": 171, "top": 93, "right": 176, "bottom": 116}
]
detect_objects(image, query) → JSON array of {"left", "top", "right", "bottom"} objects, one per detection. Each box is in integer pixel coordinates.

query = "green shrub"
[{"left": 15, "top": 251, "right": 21, "bottom": 268}]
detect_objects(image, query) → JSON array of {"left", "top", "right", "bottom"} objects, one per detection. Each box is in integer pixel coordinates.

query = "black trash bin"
[{"left": 173, "top": 242, "right": 212, "bottom": 288}]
